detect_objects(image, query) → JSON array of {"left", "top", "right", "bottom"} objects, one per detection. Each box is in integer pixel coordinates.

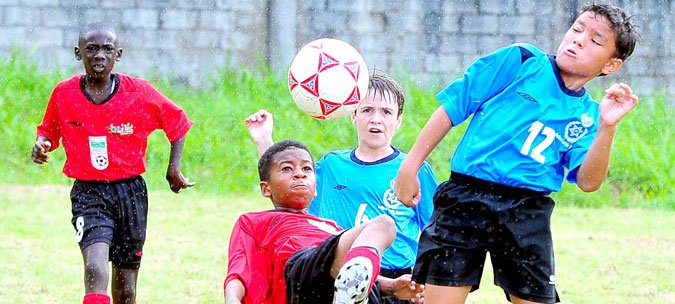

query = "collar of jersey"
[{"left": 349, "top": 146, "right": 400, "bottom": 165}]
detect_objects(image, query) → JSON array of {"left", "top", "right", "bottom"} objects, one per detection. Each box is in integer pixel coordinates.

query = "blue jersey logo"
[{"left": 564, "top": 120, "right": 588, "bottom": 143}]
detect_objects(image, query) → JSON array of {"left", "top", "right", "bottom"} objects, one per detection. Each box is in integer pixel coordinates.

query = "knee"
[
  {"left": 84, "top": 260, "right": 108, "bottom": 280},
  {"left": 370, "top": 215, "right": 396, "bottom": 239},
  {"left": 114, "top": 284, "right": 136, "bottom": 303}
]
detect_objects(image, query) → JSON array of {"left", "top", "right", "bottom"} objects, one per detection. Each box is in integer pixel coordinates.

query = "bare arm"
[
  {"left": 396, "top": 106, "right": 453, "bottom": 206},
  {"left": 224, "top": 279, "right": 245, "bottom": 304},
  {"left": 244, "top": 109, "right": 275, "bottom": 158},
  {"left": 166, "top": 135, "right": 196, "bottom": 193},
  {"left": 31, "top": 136, "right": 52, "bottom": 164},
  {"left": 576, "top": 83, "right": 638, "bottom": 192}
]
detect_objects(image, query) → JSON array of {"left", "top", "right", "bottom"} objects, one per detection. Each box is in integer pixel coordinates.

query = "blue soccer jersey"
[
  {"left": 308, "top": 148, "right": 439, "bottom": 270},
  {"left": 438, "top": 43, "right": 600, "bottom": 193}
]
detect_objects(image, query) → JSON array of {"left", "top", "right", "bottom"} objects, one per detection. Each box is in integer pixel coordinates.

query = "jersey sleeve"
[
  {"left": 415, "top": 161, "right": 439, "bottom": 225},
  {"left": 224, "top": 216, "right": 272, "bottom": 303},
  {"left": 140, "top": 80, "right": 193, "bottom": 142},
  {"left": 437, "top": 44, "right": 529, "bottom": 126},
  {"left": 36, "top": 86, "right": 63, "bottom": 151},
  {"left": 563, "top": 126, "right": 598, "bottom": 184}
]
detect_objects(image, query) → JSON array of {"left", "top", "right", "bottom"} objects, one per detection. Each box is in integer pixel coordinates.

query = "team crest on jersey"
[
  {"left": 108, "top": 123, "right": 134, "bottom": 135},
  {"left": 380, "top": 179, "right": 404, "bottom": 215},
  {"left": 564, "top": 120, "right": 588, "bottom": 143},
  {"left": 581, "top": 113, "right": 594, "bottom": 128},
  {"left": 89, "top": 136, "right": 109, "bottom": 170}
]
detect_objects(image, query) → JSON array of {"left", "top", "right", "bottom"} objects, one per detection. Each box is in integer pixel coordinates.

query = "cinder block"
[
  {"left": 26, "top": 27, "right": 63, "bottom": 47},
  {"left": 83, "top": 9, "right": 124, "bottom": 25},
  {"left": 5, "top": 7, "right": 41, "bottom": 26},
  {"left": 0, "top": 27, "right": 26, "bottom": 46},
  {"left": 199, "top": 10, "right": 234, "bottom": 31},
  {"left": 122, "top": 9, "right": 159, "bottom": 29},
  {"left": 479, "top": 0, "right": 515, "bottom": 14},
  {"left": 461, "top": 15, "right": 499, "bottom": 35},
  {"left": 41, "top": 9, "right": 70, "bottom": 27},
  {"left": 176, "top": 0, "right": 216, "bottom": 9},
  {"left": 100, "top": 0, "right": 136, "bottom": 8},
  {"left": 161, "top": 9, "right": 199, "bottom": 29}
]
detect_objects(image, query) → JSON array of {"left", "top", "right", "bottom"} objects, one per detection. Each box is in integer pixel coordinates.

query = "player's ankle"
[
  {"left": 83, "top": 292, "right": 111, "bottom": 304},
  {"left": 343, "top": 246, "right": 381, "bottom": 291}
]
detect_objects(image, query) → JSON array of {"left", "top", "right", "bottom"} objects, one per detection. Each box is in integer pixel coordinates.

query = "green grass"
[
  {"left": 0, "top": 54, "right": 672, "bottom": 209},
  {"left": 1, "top": 186, "right": 673, "bottom": 303}
]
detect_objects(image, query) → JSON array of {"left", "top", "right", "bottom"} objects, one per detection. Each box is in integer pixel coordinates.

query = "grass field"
[
  {"left": 0, "top": 51, "right": 673, "bottom": 304},
  {"left": 1, "top": 185, "right": 673, "bottom": 303}
]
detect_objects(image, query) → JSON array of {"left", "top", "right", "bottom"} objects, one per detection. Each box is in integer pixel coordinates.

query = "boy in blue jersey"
[
  {"left": 395, "top": 2, "right": 638, "bottom": 304},
  {"left": 246, "top": 70, "right": 439, "bottom": 304}
]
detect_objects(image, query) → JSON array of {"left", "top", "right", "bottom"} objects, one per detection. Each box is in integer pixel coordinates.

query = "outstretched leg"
[
  {"left": 330, "top": 214, "right": 396, "bottom": 277},
  {"left": 111, "top": 265, "right": 139, "bottom": 304},
  {"left": 332, "top": 215, "right": 396, "bottom": 304}
]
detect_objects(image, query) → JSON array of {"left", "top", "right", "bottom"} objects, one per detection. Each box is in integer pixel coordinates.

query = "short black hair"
[
  {"left": 582, "top": 1, "right": 638, "bottom": 61},
  {"left": 368, "top": 69, "right": 405, "bottom": 116},
  {"left": 79, "top": 22, "right": 118, "bottom": 45},
  {"left": 258, "top": 140, "right": 314, "bottom": 182}
]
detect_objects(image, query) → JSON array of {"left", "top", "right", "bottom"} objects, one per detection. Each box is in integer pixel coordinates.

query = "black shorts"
[
  {"left": 413, "top": 172, "right": 560, "bottom": 303},
  {"left": 70, "top": 176, "right": 148, "bottom": 269},
  {"left": 285, "top": 233, "right": 382, "bottom": 304}
]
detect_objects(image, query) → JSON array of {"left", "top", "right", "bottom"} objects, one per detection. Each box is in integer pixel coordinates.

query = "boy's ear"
[
  {"left": 601, "top": 57, "right": 623, "bottom": 75},
  {"left": 260, "top": 181, "right": 272, "bottom": 198},
  {"left": 115, "top": 48, "right": 123, "bottom": 61},
  {"left": 351, "top": 111, "right": 357, "bottom": 125},
  {"left": 74, "top": 46, "right": 81, "bottom": 61}
]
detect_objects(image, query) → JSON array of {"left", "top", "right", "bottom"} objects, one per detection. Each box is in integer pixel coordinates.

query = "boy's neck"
[
  {"left": 557, "top": 66, "right": 598, "bottom": 92},
  {"left": 354, "top": 145, "right": 394, "bottom": 163},
  {"left": 82, "top": 74, "right": 116, "bottom": 105},
  {"left": 84, "top": 74, "right": 113, "bottom": 88},
  {"left": 273, "top": 205, "right": 307, "bottom": 213}
]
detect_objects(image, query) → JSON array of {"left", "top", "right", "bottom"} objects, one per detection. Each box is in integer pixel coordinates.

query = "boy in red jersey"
[
  {"left": 31, "top": 22, "right": 194, "bottom": 304},
  {"left": 224, "top": 140, "right": 424, "bottom": 304}
]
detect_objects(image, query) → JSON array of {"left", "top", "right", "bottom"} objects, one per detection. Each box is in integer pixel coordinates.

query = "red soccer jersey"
[
  {"left": 36, "top": 73, "right": 192, "bottom": 181},
  {"left": 224, "top": 210, "right": 342, "bottom": 304}
]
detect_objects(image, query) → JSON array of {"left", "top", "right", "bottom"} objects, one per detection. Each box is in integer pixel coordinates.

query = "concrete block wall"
[
  {"left": 0, "top": 0, "right": 268, "bottom": 85},
  {"left": 0, "top": 0, "right": 671, "bottom": 97}
]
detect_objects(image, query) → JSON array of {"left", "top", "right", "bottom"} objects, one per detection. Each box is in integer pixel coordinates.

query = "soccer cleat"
[{"left": 333, "top": 256, "right": 372, "bottom": 304}]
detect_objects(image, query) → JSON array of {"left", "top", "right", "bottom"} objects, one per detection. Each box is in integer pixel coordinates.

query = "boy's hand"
[
  {"left": 245, "top": 109, "right": 274, "bottom": 145},
  {"left": 391, "top": 274, "right": 425, "bottom": 303},
  {"left": 395, "top": 168, "right": 421, "bottom": 207},
  {"left": 600, "top": 83, "right": 639, "bottom": 127},
  {"left": 31, "top": 138, "right": 52, "bottom": 164},
  {"left": 166, "top": 169, "right": 195, "bottom": 193}
]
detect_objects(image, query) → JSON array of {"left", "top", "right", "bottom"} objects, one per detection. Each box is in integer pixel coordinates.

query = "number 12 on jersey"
[{"left": 520, "top": 121, "right": 555, "bottom": 164}]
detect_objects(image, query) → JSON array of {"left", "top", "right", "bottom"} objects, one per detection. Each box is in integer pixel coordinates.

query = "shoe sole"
[{"left": 333, "top": 257, "right": 372, "bottom": 304}]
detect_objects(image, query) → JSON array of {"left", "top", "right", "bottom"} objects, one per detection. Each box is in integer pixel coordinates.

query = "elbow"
[{"left": 577, "top": 182, "right": 601, "bottom": 192}]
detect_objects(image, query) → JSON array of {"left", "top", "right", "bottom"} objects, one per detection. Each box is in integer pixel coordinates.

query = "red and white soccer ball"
[{"left": 288, "top": 38, "right": 369, "bottom": 120}]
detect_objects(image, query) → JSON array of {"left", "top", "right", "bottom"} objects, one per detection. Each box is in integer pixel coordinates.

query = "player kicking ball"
[{"left": 224, "top": 140, "right": 424, "bottom": 304}]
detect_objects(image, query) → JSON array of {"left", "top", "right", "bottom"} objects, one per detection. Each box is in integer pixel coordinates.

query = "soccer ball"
[{"left": 288, "top": 38, "right": 369, "bottom": 120}]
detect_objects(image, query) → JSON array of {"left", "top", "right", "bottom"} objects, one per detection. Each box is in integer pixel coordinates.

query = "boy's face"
[
  {"left": 556, "top": 11, "right": 623, "bottom": 78},
  {"left": 260, "top": 147, "right": 316, "bottom": 210},
  {"left": 74, "top": 29, "right": 122, "bottom": 80},
  {"left": 351, "top": 90, "right": 402, "bottom": 152}
]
